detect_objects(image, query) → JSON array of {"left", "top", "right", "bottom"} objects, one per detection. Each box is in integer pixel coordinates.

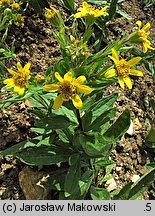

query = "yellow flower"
[
  {"left": 0, "top": 0, "right": 13, "bottom": 7},
  {"left": 15, "top": 14, "right": 25, "bottom": 26},
  {"left": 3, "top": 62, "right": 31, "bottom": 96},
  {"left": 11, "top": 2, "right": 19, "bottom": 10},
  {"left": 45, "top": 6, "right": 57, "bottom": 20},
  {"left": 129, "top": 20, "right": 155, "bottom": 53},
  {"left": 44, "top": 6, "right": 63, "bottom": 27},
  {"left": 34, "top": 74, "right": 42, "bottom": 83},
  {"left": 104, "top": 48, "right": 143, "bottom": 89},
  {"left": 74, "top": 1, "right": 108, "bottom": 18},
  {"left": 43, "top": 72, "right": 92, "bottom": 110}
]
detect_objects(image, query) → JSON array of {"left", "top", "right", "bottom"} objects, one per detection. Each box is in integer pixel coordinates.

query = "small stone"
[
  {"left": 126, "top": 120, "right": 134, "bottom": 135},
  {"left": 116, "top": 166, "right": 122, "bottom": 172},
  {"left": 133, "top": 118, "right": 142, "bottom": 132},
  {"left": 131, "top": 174, "right": 140, "bottom": 183},
  {"left": 19, "top": 167, "right": 49, "bottom": 200},
  {"left": 105, "top": 178, "right": 117, "bottom": 192}
]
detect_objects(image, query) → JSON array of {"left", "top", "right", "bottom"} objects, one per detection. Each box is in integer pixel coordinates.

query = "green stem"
[{"left": 76, "top": 109, "right": 83, "bottom": 131}]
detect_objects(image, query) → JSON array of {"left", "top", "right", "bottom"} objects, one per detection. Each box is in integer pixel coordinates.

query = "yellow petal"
[
  {"left": 53, "top": 94, "right": 63, "bottom": 110},
  {"left": 55, "top": 72, "right": 63, "bottom": 82},
  {"left": 136, "top": 20, "right": 142, "bottom": 30},
  {"left": 142, "top": 22, "right": 150, "bottom": 32},
  {"left": 123, "top": 76, "right": 132, "bottom": 89},
  {"left": 146, "top": 44, "right": 155, "bottom": 51},
  {"left": 74, "top": 12, "right": 83, "bottom": 18},
  {"left": 24, "top": 62, "right": 31, "bottom": 71},
  {"left": 142, "top": 43, "right": 148, "bottom": 53},
  {"left": 104, "top": 68, "right": 116, "bottom": 78},
  {"left": 17, "top": 62, "right": 23, "bottom": 72},
  {"left": 14, "top": 85, "right": 25, "bottom": 96},
  {"left": 129, "top": 69, "right": 143, "bottom": 77},
  {"left": 118, "top": 76, "right": 124, "bottom": 89},
  {"left": 77, "top": 85, "right": 92, "bottom": 94},
  {"left": 127, "top": 57, "right": 142, "bottom": 66},
  {"left": 108, "top": 55, "right": 119, "bottom": 65},
  {"left": 72, "top": 94, "right": 83, "bottom": 109},
  {"left": 112, "top": 48, "right": 119, "bottom": 64},
  {"left": 83, "top": 1, "right": 89, "bottom": 8},
  {"left": 25, "top": 81, "right": 29, "bottom": 88},
  {"left": 3, "top": 78, "right": 15, "bottom": 88},
  {"left": 64, "top": 72, "right": 73, "bottom": 81},
  {"left": 75, "top": 75, "right": 86, "bottom": 85},
  {"left": 43, "top": 84, "right": 59, "bottom": 92},
  {"left": 7, "top": 68, "right": 17, "bottom": 76}
]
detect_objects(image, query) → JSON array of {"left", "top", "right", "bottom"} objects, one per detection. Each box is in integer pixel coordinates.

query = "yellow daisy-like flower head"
[
  {"left": 44, "top": 6, "right": 63, "bottom": 27},
  {"left": 43, "top": 72, "right": 92, "bottom": 110},
  {"left": 11, "top": 2, "right": 20, "bottom": 10},
  {"left": 15, "top": 14, "right": 25, "bottom": 26},
  {"left": 0, "top": 0, "right": 13, "bottom": 7},
  {"left": 45, "top": 6, "right": 57, "bottom": 20},
  {"left": 34, "top": 74, "right": 42, "bottom": 83},
  {"left": 3, "top": 62, "right": 31, "bottom": 96},
  {"left": 104, "top": 48, "right": 143, "bottom": 89},
  {"left": 129, "top": 20, "right": 155, "bottom": 53},
  {"left": 74, "top": 1, "right": 108, "bottom": 18}
]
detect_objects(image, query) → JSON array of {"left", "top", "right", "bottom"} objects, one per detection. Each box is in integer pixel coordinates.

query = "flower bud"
[
  {"left": 4, "top": 8, "right": 12, "bottom": 16},
  {"left": 44, "top": 6, "right": 63, "bottom": 27}
]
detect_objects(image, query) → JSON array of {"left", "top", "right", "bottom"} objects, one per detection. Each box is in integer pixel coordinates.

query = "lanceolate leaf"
[
  {"left": 64, "top": 155, "right": 81, "bottom": 198},
  {"left": 90, "top": 186, "right": 111, "bottom": 200},
  {"left": 103, "top": 109, "right": 130, "bottom": 142},
  {"left": 1, "top": 141, "right": 73, "bottom": 166},
  {"left": 89, "top": 108, "right": 116, "bottom": 131},
  {"left": 129, "top": 168, "right": 155, "bottom": 200},
  {"left": 35, "top": 113, "right": 76, "bottom": 130},
  {"left": 88, "top": 93, "right": 118, "bottom": 120},
  {"left": 63, "top": 0, "right": 75, "bottom": 12}
]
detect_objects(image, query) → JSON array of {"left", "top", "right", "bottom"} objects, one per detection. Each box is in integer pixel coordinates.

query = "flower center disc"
[
  {"left": 14, "top": 73, "right": 26, "bottom": 87},
  {"left": 116, "top": 59, "right": 130, "bottom": 77},
  {"left": 59, "top": 81, "right": 76, "bottom": 100}
]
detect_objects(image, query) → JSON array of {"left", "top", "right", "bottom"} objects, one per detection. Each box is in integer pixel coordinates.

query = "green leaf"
[
  {"left": 104, "top": 0, "right": 118, "bottom": 23},
  {"left": 89, "top": 108, "right": 116, "bottom": 131},
  {"left": 53, "top": 106, "right": 78, "bottom": 125},
  {"left": 113, "top": 183, "right": 132, "bottom": 200},
  {"left": 145, "top": 126, "right": 155, "bottom": 149},
  {"left": 81, "top": 111, "right": 93, "bottom": 132},
  {"left": 78, "top": 170, "right": 94, "bottom": 198},
  {"left": 1, "top": 140, "right": 73, "bottom": 166},
  {"left": 103, "top": 109, "right": 130, "bottom": 142},
  {"left": 64, "top": 154, "right": 81, "bottom": 198},
  {"left": 129, "top": 168, "right": 155, "bottom": 200},
  {"left": 54, "top": 59, "right": 70, "bottom": 74},
  {"left": 31, "top": 127, "right": 46, "bottom": 134},
  {"left": 116, "top": 8, "right": 132, "bottom": 20},
  {"left": 89, "top": 93, "right": 118, "bottom": 120},
  {"left": 83, "top": 28, "right": 93, "bottom": 43},
  {"left": 0, "top": 92, "right": 33, "bottom": 109},
  {"left": 150, "top": 99, "right": 155, "bottom": 112},
  {"left": 90, "top": 186, "right": 111, "bottom": 200},
  {"left": 80, "top": 133, "right": 113, "bottom": 158},
  {"left": 43, "top": 169, "right": 67, "bottom": 191},
  {"left": 35, "top": 113, "right": 75, "bottom": 130},
  {"left": 62, "top": 0, "right": 75, "bottom": 12}
]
